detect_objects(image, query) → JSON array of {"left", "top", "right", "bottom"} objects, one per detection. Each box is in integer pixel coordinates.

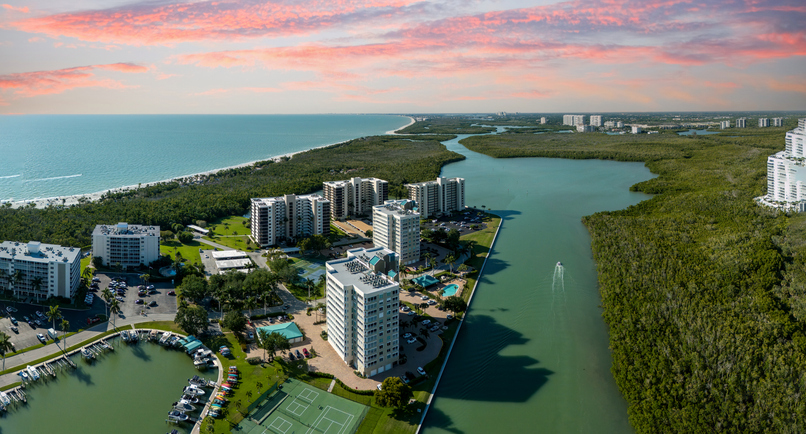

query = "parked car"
[
  {"left": 430, "top": 325, "right": 440, "bottom": 332},
  {"left": 421, "top": 320, "right": 431, "bottom": 326},
  {"left": 302, "top": 348, "right": 310, "bottom": 358},
  {"left": 402, "top": 332, "right": 412, "bottom": 339},
  {"left": 168, "top": 290, "right": 176, "bottom": 296},
  {"left": 10, "top": 325, "right": 18, "bottom": 333},
  {"left": 407, "top": 311, "right": 415, "bottom": 316},
  {"left": 417, "top": 367, "right": 426, "bottom": 376},
  {"left": 404, "top": 371, "right": 415, "bottom": 382},
  {"left": 401, "top": 306, "right": 410, "bottom": 312},
  {"left": 135, "top": 299, "right": 144, "bottom": 305},
  {"left": 295, "top": 349, "right": 303, "bottom": 359},
  {"left": 377, "top": 383, "right": 383, "bottom": 391},
  {"left": 400, "top": 375, "right": 410, "bottom": 384},
  {"left": 407, "top": 338, "right": 417, "bottom": 344},
  {"left": 36, "top": 333, "right": 47, "bottom": 343},
  {"left": 427, "top": 300, "right": 436, "bottom": 305},
  {"left": 289, "top": 352, "right": 295, "bottom": 361},
  {"left": 9, "top": 316, "right": 17, "bottom": 325},
  {"left": 421, "top": 295, "right": 429, "bottom": 300},
  {"left": 87, "top": 316, "right": 101, "bottom": 325},
  {"left": 148, "top": 300, "right": 157, "bottom": 307},
  {"left": 446, "top": 315, "right": 453, "bottom": 320},
  {"left": 23, "top": 315, "right": 30, "bottom": 322},
  {"left": 247, "top": 331, "right": 254, "bottom": 341}
]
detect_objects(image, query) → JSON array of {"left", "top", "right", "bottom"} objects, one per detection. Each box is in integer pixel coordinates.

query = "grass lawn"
[
  {"left": 203, "top": 215, "right": 257, "bottom": 251},
  {"left": 160, "top": 239, "right": 204, "bottom": 266},
  {"left": 80, "top": 255, "right": 91, "bottom": 272},
  {"left": 133, "top": 320, "right": 183, "bottom": 334},
  {"left": 459, "top": 213, "right": 501, "bottom": 303},
  {"left": 202, "top": 234, "right": 253, "bottom": 251}
]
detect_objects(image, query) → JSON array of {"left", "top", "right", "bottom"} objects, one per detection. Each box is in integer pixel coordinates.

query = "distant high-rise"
[
  {"left": 761, "top": 119, "right": 806, "bottom": 212},
  {"left": 372, "top": 200, "right": 420, "bottom": 265},
  {"left": 563, "top": 115, "right": 585, "bottom": 126},
  {"left": 323, "top": 177, "right": 388, "bottom": 219},
  {"left": 720, "top": 120, "right": 731, "bottom": 129},
  {"left": 540, "top": 117, "right": 547, "bottom": 124},
  {"left": 406, "top": 177, "right": 465, "bottom": 218},
  {"left": 616, "top": 121, "right": 624, "bottom": 128},
  {"left": 577, "top": 125, "right": 596, "bottom": 133},
  {"left": 589, "top": 115, "right": 602, "bottom": 127},
  {"left": 759, "top": 118, "right": 770, "bottom": 127},
  {"left": 773, "top": 117, "right": 784, "bottom": 127},
  {"left": 631, "top": 126, "right": 642, "bottom": 134},
  {"left": 251, "top": 194, "right": 330, "bottom": 246},
  {"left": 736, "top": 118, "right": 747, "bottom": 128}
]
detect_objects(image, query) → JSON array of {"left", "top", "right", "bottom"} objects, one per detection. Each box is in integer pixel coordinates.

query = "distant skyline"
[{"left": 0, "top": 0, "right": 804, "bottom": 114}]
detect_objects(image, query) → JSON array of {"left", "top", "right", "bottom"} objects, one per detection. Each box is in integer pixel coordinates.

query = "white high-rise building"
[
  {"left": 405, "top": 177, "right": 465, "bottom": 218},
  {"left": 325, "top": 247, "right": 400, "bottom": 377},
  {"left": 563, "top": 114, "right": 584, "bottom": 126},
  {"left": 590, "top": 115, "right": 602, "bottom": 127},
  {"left": 736, "top": 118, "right": 747, "bottom": 128},
  {"left": 0, "top": 241, "right": 81, "bottom": 301},
  {"left": 616, "top": 121, "right": 624, "bottom": 128},
  {"left": 540, "top": 117, "right": 547, "bottom": 124},
  {"left": 773, "top": 117, "right": 784, "bottom": 127},
  {"left": 92, "top": 223, "right": 160, "bottom": 269},
  {"left": 761, "top": 119, "right": 806, "bottom": 211},
  {"left": 631, "top": 126, "right": 643, "bottom": 134},
  {"left": 759, "top": 118, "right": 770, "bottom": 127},
  {"left": 720, "top": 120, "right": 731, "bottom": 129},
  {"left": 251, "top": 194, "right": 330, "bottom": 247},
  {"left": 323, "top": 177, "right": 388, "bottom": 219},
  {"left": 372, "top": 200, "right": 420, "bottom": 265},
  {"left": 577, "top": 125, "right": 596, "bottom": 133}
]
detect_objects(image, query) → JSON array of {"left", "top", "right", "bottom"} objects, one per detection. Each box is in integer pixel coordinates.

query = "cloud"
[
  {"left": 2, "top": 4, "right": 28, "bottom": 13},
  {"left": 192, "top": 86, "right": 282, "bottom": 96},
  {"left": 0, "top": 63, "right": 147, "bottom": 97}
]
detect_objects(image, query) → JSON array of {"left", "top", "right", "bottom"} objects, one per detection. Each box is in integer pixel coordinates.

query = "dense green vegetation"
[
  {"left": 397, "top": 118, "right": 496, "bottom": 135},
  {"left": 457, "top": 122, "right": 806, "bottom": 432},
  {"left": 0, "top": 135, "right": 461, "bottom": 247}
]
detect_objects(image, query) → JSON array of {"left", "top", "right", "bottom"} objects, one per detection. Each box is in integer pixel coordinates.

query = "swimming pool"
[{"left": 442, "top": 284, "right": 459, "bottom": 297}]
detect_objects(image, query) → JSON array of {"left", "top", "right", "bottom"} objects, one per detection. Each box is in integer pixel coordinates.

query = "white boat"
[
  {"left": 0, "top": 391, "right": 11, "bottom": 406},
  {"left": 167, "top": 410, "right": 190, "bottom": 422},
  {"left": 121, "top": 330, "right": 130, "bottom": 342},
  {"left": 159, "top": 332, "right": 172, "bottom": 345},
  {"left": 173, "top": 400, "right": 197, "bottom": 412},
  {"left": 183, "top": 385, "right": 205, "bottom": 396},
  {"left": 27, "top": 365, "right": 40, "bottom": 381},
  {"left": 180, "top": 395, "right": 200, "bottom": 404},
  {"left": 557, "top": 261, "right": 562, "bottom": 266},
  {"left": 193, "top": 358, "right": 209, "bottom": 370},
  {"left": 81, "top": 347, "right": 95, "bottom": 360}
]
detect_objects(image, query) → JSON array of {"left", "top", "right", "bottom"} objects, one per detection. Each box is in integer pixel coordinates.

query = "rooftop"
[
  {"left": 93, "top": 223, "right": 159, "bottom": 237},
  {"left": 0, "top": 240, "right": 81, "bottom": 263},
  {"left": 327, "top": 247, "right": 398, "bottom": 295},
  {"left": 373, "top": 200, "right": 419, "bottom": 217},
  {"left": 258, "top": 322, "right": 303, "bottom": 341}
]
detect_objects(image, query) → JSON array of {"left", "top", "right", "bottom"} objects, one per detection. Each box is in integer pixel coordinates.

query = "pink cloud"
[
  {"left": 0, "top": 63, "right": 147, "bottom": 97},
  {"left": 2, "top": 4, "right": 28, "bottom": 13}
]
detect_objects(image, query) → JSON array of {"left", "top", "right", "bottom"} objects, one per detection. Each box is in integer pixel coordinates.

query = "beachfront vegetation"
[
  {"left": 457, "top": 122, "right": 806, "bottom": 432},
  {"left": 0, "top": 135, "right": 461, "bottom": 248}
]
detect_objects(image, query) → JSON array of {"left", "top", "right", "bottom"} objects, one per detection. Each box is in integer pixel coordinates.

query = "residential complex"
[
  {"left": 589, "top": 115, "right": 602, "bottom": 127},
  {"left": 760, "top": 119, "right": 806, "bottom": 212},
  {"left": 372, "top": 200, "right": 420, "bottom": 265},
  {"left": 323, "top": 177, "right": 388, "bottom": 219},
  {"left": 562, "top": 115, "right": 585, "bottom": 126},
  {"left": 405, "top": 176, "right": 465, "bottom": 218},
  {"left": 540, "top": 117, "right": 547, "bottom": 124},
  {"left": 632, "top": 126, "right": 643, "bottom": 134},
  {"left": 759, "top": 118, "right": 770, "bottom": 127},
  {"left": 0, "top": 241, "right": 81, "bottom": 301},
  {"left": 91, "top": 223, "right": 160, "bottom": 269},
  {"left": 325, "top": 247, "right": 400, "bottom": 377},
  {"left": 773, "top": 117, "right": 784, "bottom": 127},
  {"left": 577, "top": 125, "right": 596, "bottom": 133},
  {"left": 251, "top": 194, "right": 330, "bottom": 247},
  {"left": 736, "top": 117, "right": 747, "bottom": 128},
  {"left": 720, "top": 120, "right": 731, "bottom": 129}
]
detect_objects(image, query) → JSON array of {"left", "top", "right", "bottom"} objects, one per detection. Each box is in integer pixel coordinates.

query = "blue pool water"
[{"left": 442, "top": 284, "right": 459, "bottom": 297}]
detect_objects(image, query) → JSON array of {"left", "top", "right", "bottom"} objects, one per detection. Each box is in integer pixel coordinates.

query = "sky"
[{"left": 0, "top": 0, "right": 804, "bottom": 114}]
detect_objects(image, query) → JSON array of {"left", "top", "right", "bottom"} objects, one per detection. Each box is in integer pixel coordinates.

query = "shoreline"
[{"left": 8, "top": 115, "right": 414, "bottom": 210}]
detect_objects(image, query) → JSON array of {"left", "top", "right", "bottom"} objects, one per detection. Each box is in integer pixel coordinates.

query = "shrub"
[{"left": 246, "top": 357, "right": 262, "bottom": 365}]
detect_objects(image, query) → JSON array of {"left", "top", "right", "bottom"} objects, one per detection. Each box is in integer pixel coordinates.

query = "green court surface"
[{"left": 239, "top": 378, "right": 368, "bottom": 434}]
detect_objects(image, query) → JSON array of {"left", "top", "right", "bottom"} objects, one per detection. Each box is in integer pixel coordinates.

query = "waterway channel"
[
  {"left": 0, "top": 337, "right": 218, "bottom": 434},
  {"left": 422, "top": 133, "right": 655, "bottom": 433}
]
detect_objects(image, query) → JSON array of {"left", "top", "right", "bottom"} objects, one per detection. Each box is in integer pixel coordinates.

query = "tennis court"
[{"left": 239, "top": 378, "right": 368, "bottom": 434}]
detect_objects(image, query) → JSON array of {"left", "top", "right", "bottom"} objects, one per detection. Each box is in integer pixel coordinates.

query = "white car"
[
  {"left": 417, "top": 367, "right": 426, "bottom": 376},
  {"left": 420, "top": 296, "right": 429, "bottom": 301},
  {"left": 402, "top": 332, "right": 412, "bottom": 339},
  {"left": 421, "top": 320, "right": 431, "bottom": 326},
  {"left": 446, "top": 315, "right": 453, "bottom": 320},
  {"left": 407, "top": 311, "right": 415, "bottom": 316},
  {"left": 401, "top": 306, "right": 410, "bottom": 312},
  {"left": 427, "top": 300, "right": 436, "bottom": 305},
  {"left": 407, "top": 338, "right": 418, "bottom": 344}
]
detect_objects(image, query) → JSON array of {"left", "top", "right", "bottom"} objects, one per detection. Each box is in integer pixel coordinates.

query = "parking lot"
[{"left": 92, "top": 273, "right": 178, "bottom": 321}]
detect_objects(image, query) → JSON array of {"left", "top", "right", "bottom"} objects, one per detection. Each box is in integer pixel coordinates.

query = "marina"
[{"left": 0, "top": 329, "right": 219, "bottom": 434}]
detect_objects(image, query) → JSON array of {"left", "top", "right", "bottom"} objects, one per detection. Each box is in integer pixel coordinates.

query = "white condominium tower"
[
  {"left": 563, "top": 115, "right": 585, "bottom": 126},
  {"left": 736, "top": 118, "right": 747, "bottom": 128},
  {"left": 251, "top": 194, "right": 331, "bottom": 247},
  {"left": 405, "top": 176, "right": 465, "bottom": 218},
  {"left": 372, "top": 200, "right": 420, "bottom": 265},
  {"left": 589, "top": 115, "right": 602, "bottom": 127},
  {"left": 92, "top": 223, "right": 160, "bottom": 269},
  {"left": 0, "top": 241, "right": 80, "bottom": 302},
  {"left": 759, "top": 118, "right": 770, "bottom": 127},
  {"left": 765, "top": 119, "right": 806, "bottom": 209},
  {"left": 773, "top": 118, "right": 784, "bottom": 127},
  {"left": 323, "top": 177, "right": 388, "bottom": 219},
  {"left": 325, "top": 247, "right": 400, "bottom": 377}
]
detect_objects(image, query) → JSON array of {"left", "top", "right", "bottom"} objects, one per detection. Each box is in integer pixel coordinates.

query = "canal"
[
  {"left": 0, "top": 336, "right": 218, "bottom": 434},
  {"left": 422, "top": 134, "right": 654, "bottom": 433}
]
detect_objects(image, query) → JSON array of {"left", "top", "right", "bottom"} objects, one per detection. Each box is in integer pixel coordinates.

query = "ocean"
[{"left": 0, "top": 114, "right": 409, "bottom": 202}]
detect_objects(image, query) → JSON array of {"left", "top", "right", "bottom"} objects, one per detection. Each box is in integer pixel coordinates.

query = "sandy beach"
[{"left": 8, "top": 115, "right": 416, "bottom": 210}]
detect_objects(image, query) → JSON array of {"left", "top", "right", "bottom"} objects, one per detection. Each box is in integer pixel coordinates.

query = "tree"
[
  {"left": 365, "top": 229, "right": 372, "bottom": 238},
  {"left": 457, "top": 264, "right": 469, "bottom": 275},
  {"left": 0, "top": 331, "right": 13, "bottom": 371},
  {"left": 258, "top": 330, "right": 289, "bottom": 362},
  {"left": 139, "top": 273, "right": 150, "bottom": 289},
  {"left": 46, "top": 305, "right": 62, "bottom": 330},
  {"left": 31, "top": 276, "right": 43, "bottom": 302},
  {"left": 179, "top": 275, "right": 209, "bottom": 304},
  {"left": 420, "top": 302, "right": 429, "bottom": 315},
  {"left": 419, "top": 327, "right": 430, "bottom": 340},
  {"left": 445, "top": 254, "right": 456, "bottom": 274},
  {"left": 60, "top": 319, "right": 70, "bottom": 353},
  {"left": 92, "top": 256, "right": 103, "bottom": 269},
  {"left": 109, "top": 299, "right": 121, "bottom": 329},
  {"left": 178, "top": 231, "right": 194, "bottom": 244},
  {"left": 375, "top": 377, "right": 413, "bottom": 408},
  {"left": 175, "top": 304, "right": 209, "bottom": 337},
  {"left": 160, "top": 230, "right": 175, "bottom": 241},
  {"left": 443, "top": 296, "right": 467, "bottom": 315},
  {"left": 221, "top": 310, "right": 247, "bottom": 334},
  {"left": 429, "top": 258, "right": 437, "bottom": 270},
  {"left": 101, "top": 287, "right": 113, "bottom": 319}
]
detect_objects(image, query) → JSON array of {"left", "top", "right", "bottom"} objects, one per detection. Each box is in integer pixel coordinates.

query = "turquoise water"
[
  {"left": 678, "top": 129, "right": 720, "bottom": 136},
  {"left": 442, "top": 284, "right": 459, "bottom": 297},
  {"left": 0, "top": 115, "right": 409, "bottom": 201},
  {"left": 0, "top": 337, "right": 218, "bottom": 433},
  {"left": 422, "top": 134, "right": 654, "bottom": 433}
]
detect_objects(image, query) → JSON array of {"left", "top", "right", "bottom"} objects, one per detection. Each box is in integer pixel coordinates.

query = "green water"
[
  {"left": 0, "top": 338, "right": 218, "bottom": 434},
  {"left": 422, "top": 136, "right": 654, "bottom": 433}
]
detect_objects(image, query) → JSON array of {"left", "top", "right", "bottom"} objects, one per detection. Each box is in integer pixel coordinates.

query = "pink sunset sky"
[{"left": 0, "top": 0, "right": 803, "bottom": 114}]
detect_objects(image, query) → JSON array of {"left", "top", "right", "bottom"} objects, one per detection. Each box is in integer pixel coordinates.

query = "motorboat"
[
  {"left": 180, "top": 395, "right": 200, "bottom": 404},
  {"left": 183, "top": 385, "right": 205, "bottom": 396},
  {"left": 167, "top": 410, "right": 190, "bottom": 422},
  {"left": 193, "top": 358, "right": 209, "bottom": 371},
  {"left": 173, "top": 400, "right": 196, "bottom": 412},
  {"left": 0, "top": 391, "right": 11, "bottom": 406},
  {"left": 81, "top": 347, "right": 95, "bottom": 360},
  {"left": 557, "top": 261, "right": 562, "bottom": 266},
  {"left": 188, "top": 376, "right": 211, "bottom": 388},
  {"left": 149, "top": 330, "right": 159, "bottom": 341},
  {"left": 27, "top": 365, "right": 40, "bottom": 381},
  {"left": 160, "top": 332, "right": 172, "bottom": 345},
  {"left": 130, "top": 330, "right": 139, "bottom": 342}
]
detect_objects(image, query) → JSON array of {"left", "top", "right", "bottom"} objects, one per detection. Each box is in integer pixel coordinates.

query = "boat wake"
[
  {"left": 23, "top": 174, "right": 82, "bottom": 183},
  {"left": 0, "top": 174, "right": 21, "bottom": 179}
]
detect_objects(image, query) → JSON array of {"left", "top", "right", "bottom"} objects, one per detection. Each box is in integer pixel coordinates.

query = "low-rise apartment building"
[{"left": 92, "top": 223, "right": 160, "bottom": 269}]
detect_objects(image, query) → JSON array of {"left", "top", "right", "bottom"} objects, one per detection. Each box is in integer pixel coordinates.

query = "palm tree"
[
  {"left": 419, "top": 327, "right": 430, "bottom": 340},
  {"left": 457, "top": 264, "right": 468, "bottom": 276},
  {"left": 109, "top": 299, "right": 121, "bottom": 329},
  {"left": 445, "top": 254, "right": 456, "bottom": 274},
  {"left": 139, "top": 273, "right": 150, "bottom": 288},
  {"left": 420, "top": 302, "right": 429, "bottom": 316},
  {"left": 245, "top": 296, "right": 257, "bottom": 319},
  {"left": 429, "top": 259, "right": 437, "bottom": 271},
  {"left": 31, "top": 276, "right": 43, "bottom": 302},
  {"left": 101, "top": 287, "right": 113, "bottom": 319},
  {"left": 0, "top": 331, "right": 13, "bottom": 371},
  {"left": 60, "top": 319, "right": 70, "bottom": 353},
  {"left": 46, "top": 305, "right": 62, "bottom": 330}
]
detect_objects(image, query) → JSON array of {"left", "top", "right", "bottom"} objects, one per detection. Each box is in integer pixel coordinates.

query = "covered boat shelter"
[{"left": 257, "top": 322, "right": 304, "bottom": 344}]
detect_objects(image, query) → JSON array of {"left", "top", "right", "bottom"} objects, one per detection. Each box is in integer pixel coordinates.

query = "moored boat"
[
  {"left": 26, "top": 365, "right": 40, "bottom": 381},
  {"left": 183, "top": 385, "right": 205, "bottom": 396},
  {"left": 0, "top": 391, "right": 11, "bottom": 406},
  {"left": 173, "top": 400, "right": 196, "bottom": 412},
  {"left": 167, "top": 410, "right": 190, "bottom": 422},
  {"left": 81, "top": 347, "right": 95, "bottom": 360}
]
